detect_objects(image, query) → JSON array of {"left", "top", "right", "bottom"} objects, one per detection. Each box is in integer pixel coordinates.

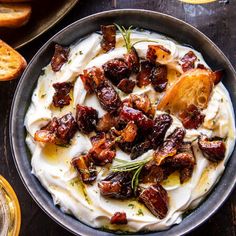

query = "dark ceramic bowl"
[{"left": 10, "top": 9, "right": 236, "bottom": 236}]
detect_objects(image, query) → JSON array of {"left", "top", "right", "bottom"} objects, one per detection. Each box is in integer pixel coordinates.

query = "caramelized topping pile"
[{"left": 33, "top": 25, "right": 227, "bottom": 222}]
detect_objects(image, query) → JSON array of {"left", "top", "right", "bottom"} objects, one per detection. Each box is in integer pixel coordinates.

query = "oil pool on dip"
[{"left": 24, "top": 25, "right": 235, "bottom": 232}]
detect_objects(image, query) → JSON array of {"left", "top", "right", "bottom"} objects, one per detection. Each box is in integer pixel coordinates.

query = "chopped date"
[
  {"left": 96, "top": 113, "right": 119, "bottom": 132},
  {"left": 136, "top": 60, "right": 153, "bottom": 87},
  {"left": 118, "top": 141, "right": 134, "bottom": 153},
  {"left": 179, "top": 104, "right": 205, "bottom": 129},
  {"left": 197, "top": 63, "right": 206, "bottom": 69},
  {"left": 181, "top": 51, "right": 197, "bottom": 72},
  {"left": 180, "top": 166, "right": 194, "bottom": 184},
  {"left": 51, "top": 44, "right": 69, "bottom": 72},
  {"left": 76, "top": 104, "right": 98, "bottom": 134},
  {"left": 110, "top": 212, "right": 127, "bottom": 224},
  {"left": 89, "top": 132, "right": 116, "bottom": 166},
  {"left": 163, "top": 152, "right": 195, "bottom": 183},
  {"left": 138, "top": 184, "right": 168, "bottom": 219},
  {"left": 146, "top": 45, "right": 171, "bottom": 63},
  {"left": 154, "top": 128, "right": 185, "bottom": 165},
  {"left": 34, "top": 113, "right": 77, "bottom": 145},
  {"left": 98, "top": 172, "right": 133, "bottom": 199},
  {"left": 117, "top": 79, "right": 135, "bottom": 94},
  {"left": 130, "top": 140, "right": 152, "bottom": 160},
  {"left": 198, "top": 136, "right": 226, "bottom": 162},
  {"left": 124, "top": 46, "right": 140, "bottom": 73},
  {"left": 71, "top": 154, "right": 97, "bottom": 184},
  {"left": 150, "top": 64, "right": 168, "bottom": 92},
  {"left": 101, "top": 25, "right": 116, "bottom": 52},
  {"left": 213, "top": 69, "right": 224, "bottom": 85},
  {"left": 140, "top": 160, "right": 166, "bottom": 184},
  {"left": 52, "top": 82, "right": 73, "bottom": 108},
  {"left": 149, "top": 114, "right": 173, "bottom": 149},
  {"left": 96, "top": 79, "right": 122, "bottom": 113},
  {"left": 103, "top": 59, "right": 131, "bottom": 85},
  {"left": 120, "top": 106, "right": 154, "bottom": 132}
]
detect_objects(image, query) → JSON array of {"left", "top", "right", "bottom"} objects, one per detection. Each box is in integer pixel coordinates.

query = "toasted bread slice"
[
  {"left": 0, "top": 39, "right": 27, "bottom": 81},
  {"left": 0, "top": 3, "right": 31, "bottom": 28},
  {"left": 157, "top": 69, "right": 214, "bottom": 114}
]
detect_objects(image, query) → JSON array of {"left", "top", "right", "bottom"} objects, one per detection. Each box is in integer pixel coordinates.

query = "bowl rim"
[{"left": 9, "top": 9, "right": 236, "bottom": 236}]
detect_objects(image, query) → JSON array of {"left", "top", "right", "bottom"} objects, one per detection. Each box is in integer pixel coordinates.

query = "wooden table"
[{"left": 0, "top": 0, "right": 235, "bottom": 235}]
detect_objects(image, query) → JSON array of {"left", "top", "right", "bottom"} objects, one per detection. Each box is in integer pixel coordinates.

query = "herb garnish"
[
  {"left": 137, "top": 208, "right": 144, "bottom": 216},
  {"left": 114, "top": 23, "right": 133, "bottom": 52},
  {"left": 114, "top": 24, "right": 161, "bottom": 52},
  {"left": 111, "top": 157, "right": 152, "bottom": 191}
]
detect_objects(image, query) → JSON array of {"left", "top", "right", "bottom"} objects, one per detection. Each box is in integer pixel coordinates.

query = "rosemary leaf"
[
  {"left": 111, "top": 156, "right": 152, "bottom": 190},
  {"left": 132, "top": 39, "right": 160, "bottom": 47},
  {"left": 114, "top": 23, "right": 133, "bottom": 52},
  {"left": 131, "top": 165, "right": 143, "bottom": 191}
]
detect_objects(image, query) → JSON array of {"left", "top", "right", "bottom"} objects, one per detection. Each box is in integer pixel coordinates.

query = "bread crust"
[
  {"left": 0, "top": 39, "right": 27, "bottom": 81},
  {"left": 0, "top": 3, "right": 31, "bottom": 28}
]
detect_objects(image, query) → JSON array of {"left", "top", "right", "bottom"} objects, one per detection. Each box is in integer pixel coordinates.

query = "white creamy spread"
[{"left": 24, "top": 30, "right": 236, "bottom": 232}]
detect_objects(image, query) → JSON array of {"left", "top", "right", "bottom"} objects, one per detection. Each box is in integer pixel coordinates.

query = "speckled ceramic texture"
[{"left": 10, "top": 9, "right": 236, "bottom": 236}]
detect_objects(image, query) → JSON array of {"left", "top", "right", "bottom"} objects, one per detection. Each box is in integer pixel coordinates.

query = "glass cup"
[{"left": 0, "top": 176, "right": 21, "bottom": 236}]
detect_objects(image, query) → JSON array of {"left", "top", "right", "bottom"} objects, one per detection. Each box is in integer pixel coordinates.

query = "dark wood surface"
[{"left": 0, "top": 0, "right": 236, "bottom": 235}]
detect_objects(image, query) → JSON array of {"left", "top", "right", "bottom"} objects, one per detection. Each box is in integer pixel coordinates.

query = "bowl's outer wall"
[{"left": 10, "top": 10, "right": 236, "bottom": 236}]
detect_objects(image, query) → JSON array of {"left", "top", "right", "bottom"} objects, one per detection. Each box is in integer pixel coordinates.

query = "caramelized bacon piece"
[
  {"left": 136, "top": 60, "right": 153, "bottom": 87},
  {"left": 130, "top": 94, "right": 155, "bottom": 118},
  {"left": 96, "top": 113, "right": 119, "bottom": 132},
  {"left": 89, "top": 133, "right": 116, "bottom": 165},
  {"left": 96, "top": 79, "right": 122, "bottom": 113},
  {"left": 51, "top": 44, "right": 69, "bottom": 72},
  {"left": 76, "top": 104, "right": 98, "bottom": 134},
  {"left": 34, "top": 113, "right": 77, "bottom": 145},
  {"left": 110, "top": 212, "right": 127, "bottom": 225},
  {"left": 198, "top": 136, "right": 226, "bottom": 162},
  {"left": 149, "top": 114, "right": 173, "bottom": 149},
  {"left": 117, "top": 78, "right": 135, "bottom": 94},
  {"left": 103, "top": 59, "right": 131, "bottom": 85},
  {"left": 147, "top": 45, "right": 171, "bottom": 63},
  {"left": 179, "top": 104, "right": 205, "bottom": 129},
  {"left": 98, "top": 172, "right": 133, "bottom": 199},
  {"left": 80, "top": 67, "right": 105, "bottom": 94},
  {"left": 213, "top": 69, "right": 224, "bottom": 85},
  {"left": 150, "top": 63, "right": 168, "bottom": 92},
  {"left": 124, "top": 46, "right": 140, "bottom": 73},
  {"left": 101, "top": 25, "right": 116, "bottom": 52},
  {"left": 130, "top": 140, "right": 152, "bottom": 160},
  {"left": 119, "top": 121, "right": 138, "bottom": 142},
  {"left": 138, "top": 184, "right": 168, "bottom": 219},
  {"left": 120, "top": 106, "right": 154, "bottom": 132},
  {"left": 181, "top": 51, "right": 197, "bottom": 72},
  {"left": 52, "top": 82, "right": 73, "bottom": 108},
  {"left": 34, "top": 130, "right": 57, "bottom": 144},
  {"left": 71, "top": 155, "right": 97, "bottom": 184},
  {"left": 154, "top": 128, "right": 185, "bottom": 165}
]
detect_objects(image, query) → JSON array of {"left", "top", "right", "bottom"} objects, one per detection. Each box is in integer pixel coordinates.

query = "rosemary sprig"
[
  {"left": 114, "top": 23, "right": 133, "bottom": 52},
  {"left": 111, "top": 157, "right": 152, "bottom": 191},
  {"left": 132, "top": 39, "right": 160, "bottom": 47}
]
